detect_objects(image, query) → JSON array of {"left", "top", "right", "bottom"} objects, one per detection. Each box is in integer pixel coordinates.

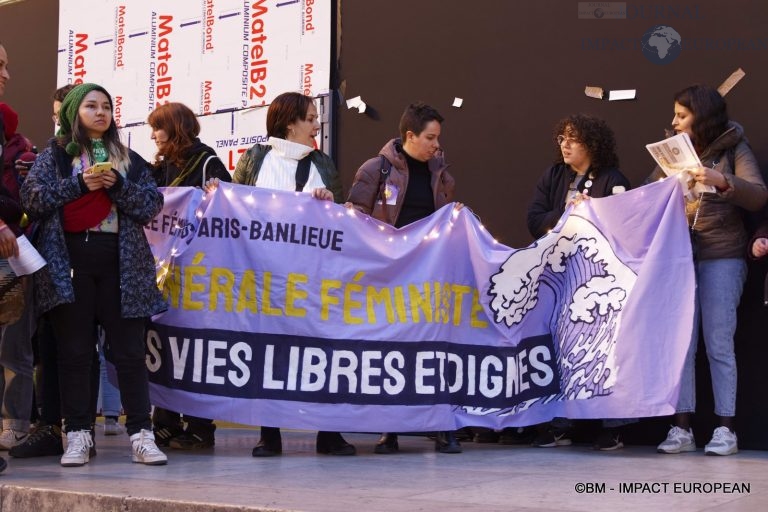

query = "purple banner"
[{"left": 144, "top": 177, "right": 694, "bottom": 431}]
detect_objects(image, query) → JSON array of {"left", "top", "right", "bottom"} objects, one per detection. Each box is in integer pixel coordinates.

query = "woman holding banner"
[
  {"left": 20, "top": 83, "right": 168, "bottom": 467},
  {"left": 651, "top": 84, "right": 766, "bottom": 456},
  {"left": 526, "top": 113, "right": 632, "bottom": 451},
  {"left": 527, "top": 113, "right": 630, "bottom": 239},
  {"left": 346, "top": 101, "right": 464, "bottom": 454},
  {"left": 147, "top": 102, "right": 231, "bottom": 451},
  {"left": 206, "top": 91, "right": 352, "bottom": 457}
]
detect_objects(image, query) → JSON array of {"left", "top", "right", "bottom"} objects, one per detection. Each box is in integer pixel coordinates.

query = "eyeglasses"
[{"left": 557, "top": 135, "right": 580, "bottom": 146}]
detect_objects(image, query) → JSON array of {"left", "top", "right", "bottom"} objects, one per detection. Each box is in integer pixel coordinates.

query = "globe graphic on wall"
[{"left": 641, "top": 25, "right": 682, "bottom": 64}]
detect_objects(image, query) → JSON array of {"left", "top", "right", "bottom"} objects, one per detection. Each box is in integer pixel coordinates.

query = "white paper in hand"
[{"left": 8, "top": 235, "right": 46, "bottom": 276}]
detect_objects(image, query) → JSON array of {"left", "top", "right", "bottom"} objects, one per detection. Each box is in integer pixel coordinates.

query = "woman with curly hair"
[
  {"left": 526, "top": 113, "right": 632, "bottom": 451},
  {"left": 527, "top": 113, "right": 630, "bottom": 239}
]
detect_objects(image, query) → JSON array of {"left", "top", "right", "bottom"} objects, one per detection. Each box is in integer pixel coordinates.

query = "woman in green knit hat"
[{"left": 20, "top": 82, "right": 168, "bottom": 468}]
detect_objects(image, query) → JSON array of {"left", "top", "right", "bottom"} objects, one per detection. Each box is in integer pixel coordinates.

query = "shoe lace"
[
  {"left": 134, "top": 430, "right": 162, "bottom": 455},
  {"left": 67, "top": 431, "right": 93, "bottom": 453},
  {"left": 668, "top": 426, "right": 688, "bottom": 440},
  {"left": 711, "top": 427, "right": 730, "bottom": 443},
  {"left": 27, "top": 426, "right": 54, "bottom": 444}
]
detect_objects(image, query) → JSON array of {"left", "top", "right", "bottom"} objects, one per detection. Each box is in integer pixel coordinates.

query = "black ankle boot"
[
  {"left": 316, "top": 431, "right": 356, "bottom": 455},
  {"left": 252, "top": 426, "right": 282, "bottom": 457},
  {"left": 374, "top": 433, "right": 399, "bottom": 454},
  {"left": 435, "top": 431, "right": 462, "bottom": 454}
]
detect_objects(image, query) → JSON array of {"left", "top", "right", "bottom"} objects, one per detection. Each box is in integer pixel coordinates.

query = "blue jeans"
[
  {"left": 676, "top": 258, "right": 746, "bottom": 417},
  {"left": 98, "top": 326, "right": 122, "bottom": 418},
  {"left": 0, "top": 276, "right": 34, "bottom": 432}
]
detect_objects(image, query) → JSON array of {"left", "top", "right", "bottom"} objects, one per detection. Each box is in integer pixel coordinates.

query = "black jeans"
[
  {"left": 49, "top": 231, "right": 151, "bottom": 435},
  {"left": 35, "top": 314, "right": 100, "bottom": 427}
]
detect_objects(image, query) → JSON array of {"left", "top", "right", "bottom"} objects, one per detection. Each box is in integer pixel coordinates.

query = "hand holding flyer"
[{"left": 645, "top": 133, "right": 715, "bottom": 195}]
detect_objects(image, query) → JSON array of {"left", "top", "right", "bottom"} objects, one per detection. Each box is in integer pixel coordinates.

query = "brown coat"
[
  {"left": 346, "top": 138, "right": 455, "bottom": 226},
  {"left": 647, "top": 123, "right": 767, "bottom": 260}
]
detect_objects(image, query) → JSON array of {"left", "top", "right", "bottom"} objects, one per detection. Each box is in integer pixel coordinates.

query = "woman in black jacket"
[
  {"left": 526, "top": 113, "right": 633, "bottom": 450},
  {"left": 147, "top": 102, "right": 232, "bottom": 450}
]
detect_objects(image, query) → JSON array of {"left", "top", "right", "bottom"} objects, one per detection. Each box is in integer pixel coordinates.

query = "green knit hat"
[{"left": 57, "top": 82, "right": 113, "bottom": 156}]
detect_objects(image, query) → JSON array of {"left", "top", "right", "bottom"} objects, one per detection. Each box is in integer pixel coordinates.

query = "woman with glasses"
[
  {"left": 650, "top": 84, "right": 766, "bottom": 456},
  {"left": 527, "top": 113, "right": 630, "bottom": 238},
  {"left": 526, "top": 113, "right": 632, "bottom": 450}
]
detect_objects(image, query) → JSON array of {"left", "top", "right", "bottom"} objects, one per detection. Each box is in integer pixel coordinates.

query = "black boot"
[
  {"left": 435, "top": 431, "right": 462, "bottom": 454},
  {"left": 316, "top": 431, "right": 356, "bottom": 455},
  {"left": 374, "top": 433, "right": 399, "bottom": 454},
  {"left": 252, "top": 426, "right": 282, "bottom": 457}
]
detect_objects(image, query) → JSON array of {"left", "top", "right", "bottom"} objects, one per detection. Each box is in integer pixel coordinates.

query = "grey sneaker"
[
  {"left": 61, "top": 430, "right": 93, "bottom": 467},
  {"left": 0, "top": 428, "right": 29, "bottom": 450},
  {"left": 104, "top": 417, "right": 121, "bottom": 436},
  {"left": 657, "top": 426, "right": 696, "bottom": 454},
  {"left": 130, "top": 429, "right": 168, "bottom": 465},
  {"left": 704, "top": 427, "right": 738, "bottom": 456}
]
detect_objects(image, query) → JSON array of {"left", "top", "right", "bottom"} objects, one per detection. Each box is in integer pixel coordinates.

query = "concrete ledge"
[{"left": 0, "top": 485, "right": 294, "bottom": 512}]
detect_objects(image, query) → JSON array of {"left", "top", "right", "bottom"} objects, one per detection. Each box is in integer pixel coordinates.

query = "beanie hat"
[
  {"left": 57, "top": 83, "right": 113, "bottom": 156},
  {"left": 0, "top": 102, "right": 18, "bottom": 139},
  {"left": 14, "top": 151, "right": 37, "bottom": 168}
]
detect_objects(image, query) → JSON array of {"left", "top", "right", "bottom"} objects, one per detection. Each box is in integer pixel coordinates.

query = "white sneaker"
[
  {"left": 0, "top": 428, "right": 29, "bottom": 450},
  {"left": 657, "top": 426, "right": 696, "bottom": 454},
  {"left": 130, "top": 429, "right": 168, "bottom": 465},
  {"left": 704, "top": 426, "right": 738, "bottom": 456},
  {"left": 104, "top": 417, "right": 121, "bottom": 436},
  {"left": 61, "top": 430, "right": 93, "bottom": 467}
]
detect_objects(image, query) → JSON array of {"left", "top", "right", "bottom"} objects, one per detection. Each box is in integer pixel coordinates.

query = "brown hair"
[
  {"left": 147, "top": 102, "right": 201, "bottom": 168},
  {"left": 399, "top": 102, "right": 444, "bottom": 141},
  {"left": 266, "top": 92, "right": 314, "bottom": 139},
  {"left": 52, "top": 84, "right": 76, "bottom": 103}
]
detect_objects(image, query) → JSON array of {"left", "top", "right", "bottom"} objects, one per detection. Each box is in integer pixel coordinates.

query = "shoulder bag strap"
[
  {"left": 169, "top": 151, "right": 207, "bottom": 187},
  {"left": 376, "top": 155, "right": 394, "bottom": 224},
  {"left": 295, "top": 154, "right": 312, "bottom": 192},
  {"left": 201, "top": 155, "right": 218, "bottom": 188}
]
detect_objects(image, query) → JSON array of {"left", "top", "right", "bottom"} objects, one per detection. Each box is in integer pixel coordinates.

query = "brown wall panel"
[
  {"left": 335, "top": 0, "right": 768, "bottom": 448},
  {"left": 0, "top": 0, "right": 60, "bottom": 150}
]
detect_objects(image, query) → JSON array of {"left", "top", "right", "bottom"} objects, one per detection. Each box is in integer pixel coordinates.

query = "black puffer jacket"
[
  {"left": 527, "top": 163, "right": 630, "bottom": 239},
  {"left": 152, "top": 138, "right": 231, "bottom": 187}
]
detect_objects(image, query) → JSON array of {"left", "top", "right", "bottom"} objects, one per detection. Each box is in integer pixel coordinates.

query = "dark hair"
[
  {"left": 266, "top": 92, "right": 313, "bottom": 139},
  {"left": 673, "top": 84, "right": 729, "bottom": 153},
  {"left": 399, "top": 102, "right": 443, "bottom": 141},
  {"left": 147, "top": 102, "right": 201, "bottom": 168},
  {"left": 57, "top": 85, "right": 127, "bottom": 163},
  {"left": 52, "top": 84, "right": 76, "bottom": 103},
  {"left": 553, "top": 113, "right": 619, "bottom": 172}
]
